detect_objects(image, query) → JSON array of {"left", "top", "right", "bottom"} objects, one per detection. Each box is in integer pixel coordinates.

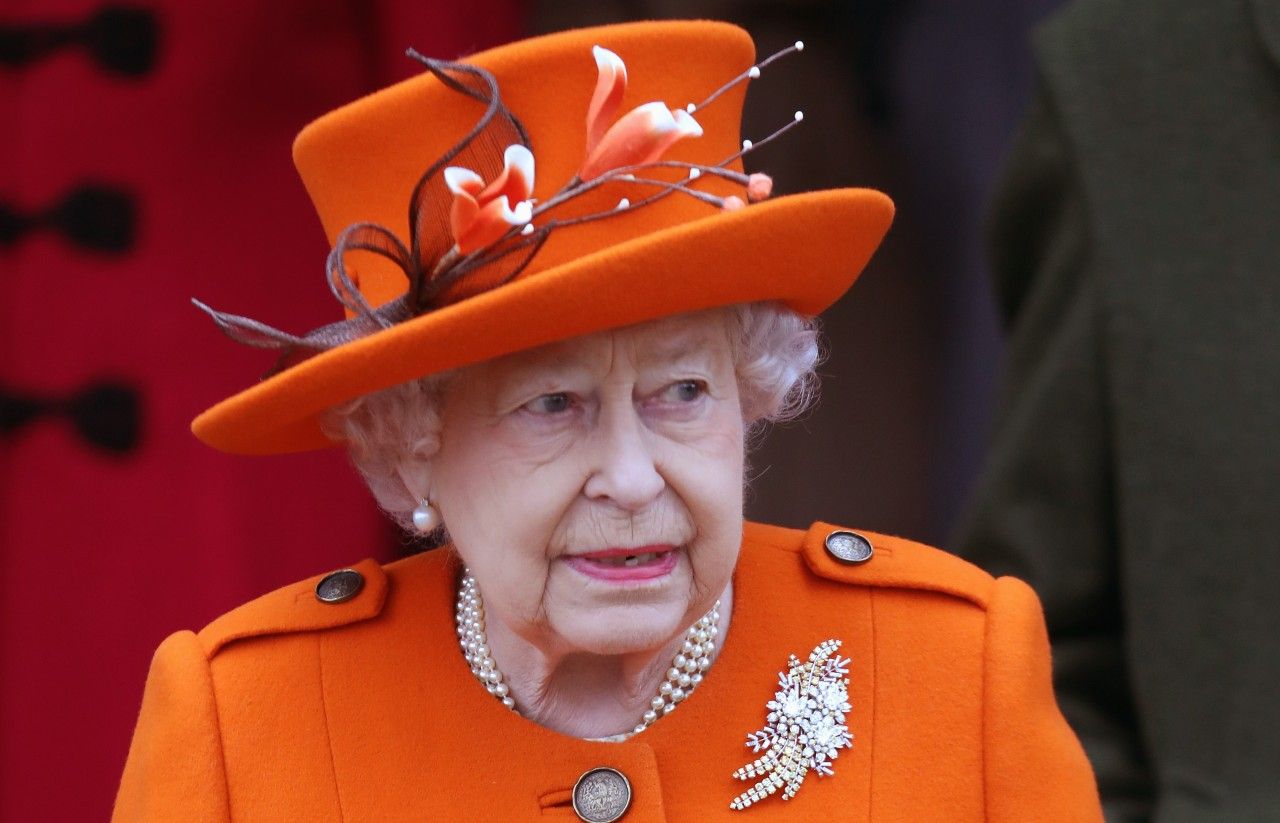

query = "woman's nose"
[{"left": 583, "top": 403, "right": 665, "bottom": 511}]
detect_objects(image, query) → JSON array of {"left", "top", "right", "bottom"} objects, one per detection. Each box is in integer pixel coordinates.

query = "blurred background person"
[{"left": 955, "top": 0, "right": 1280, "bottom": 820}]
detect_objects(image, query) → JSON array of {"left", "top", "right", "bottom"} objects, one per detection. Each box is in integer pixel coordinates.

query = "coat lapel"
[{"left": 313, "top": 537, "right": 875, "bottom": 820}]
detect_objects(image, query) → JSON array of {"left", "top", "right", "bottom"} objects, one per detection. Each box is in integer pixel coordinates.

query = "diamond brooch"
[{"left": 729, "top": 639, "right": 853, "bottom": 810}]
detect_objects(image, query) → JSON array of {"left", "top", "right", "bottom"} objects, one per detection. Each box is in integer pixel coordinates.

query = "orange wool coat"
[{"left": 114, "top": 522, "right": 1102, "bottom": 821}]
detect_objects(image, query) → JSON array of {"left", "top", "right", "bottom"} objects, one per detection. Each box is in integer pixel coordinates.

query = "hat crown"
[
  {"left": 191, "top": 20, "right": 893, "bottom": 455},
  {"left": 292, "top": 21, "right": 755, "bottom": 310}
]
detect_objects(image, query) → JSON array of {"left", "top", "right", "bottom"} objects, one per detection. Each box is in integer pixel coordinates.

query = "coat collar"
[{"left": 310, "top": 527, "right": 876, "bottom": 819}]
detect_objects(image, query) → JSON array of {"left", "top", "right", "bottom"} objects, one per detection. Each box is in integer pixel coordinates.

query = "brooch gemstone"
[{"left": 730, "top": 639, "right": 853, "bottom": 810}]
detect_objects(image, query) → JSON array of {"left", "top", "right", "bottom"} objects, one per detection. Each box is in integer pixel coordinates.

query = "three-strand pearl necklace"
[{"left": 455, "top": 572, "right": 721, "bottom": 735}]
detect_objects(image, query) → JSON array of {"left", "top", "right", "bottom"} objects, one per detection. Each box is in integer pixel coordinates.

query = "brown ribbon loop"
[
  {"left": 191, "top": 43, "right": 789, "bottom": 379},
  {"left": 193, "top": 54, "right": 535, "bottom": 376}
]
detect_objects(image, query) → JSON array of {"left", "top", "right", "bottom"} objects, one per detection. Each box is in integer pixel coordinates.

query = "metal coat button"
[
  {"left": 315, "top": 569, "right": 364, "bottom": 604},
  {"left": 824, "top": 530, "right": 874, "bottom": 565},
  {"left": 572, "top": 767, "right": 631, "bottom": 822}
]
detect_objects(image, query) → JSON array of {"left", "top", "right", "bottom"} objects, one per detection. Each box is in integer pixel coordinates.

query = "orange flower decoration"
[
  {"left": 443, "top": 144, "right": 535, "bottom": 254},
  {"left": 579, "top": 46, "right": 704, "bottom": 182}
]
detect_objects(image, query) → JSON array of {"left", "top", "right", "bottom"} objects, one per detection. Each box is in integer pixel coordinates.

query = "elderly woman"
[{"left": 114, "top": 20, "right": 1101, "bottom": 822}]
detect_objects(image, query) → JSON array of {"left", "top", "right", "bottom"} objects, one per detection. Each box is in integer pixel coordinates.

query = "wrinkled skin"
[{"left": 428, "top": 312, "right": 744, "bottom": 736}]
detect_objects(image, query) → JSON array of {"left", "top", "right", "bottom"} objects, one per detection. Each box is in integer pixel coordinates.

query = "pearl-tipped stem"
[
  {"left": 691, "top": 40, "right": 807, "bottom": 113},
  {"left": 452, "top": 157, "right": 757, "bottom": 282},
  {"left": 717, "top": 111, "right": 807, "bottom": 167}
]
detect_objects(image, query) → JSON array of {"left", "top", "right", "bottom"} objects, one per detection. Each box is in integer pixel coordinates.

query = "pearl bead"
[
  {"left": 412, "top": 502, "right": 439, "bottom": 531},
  {"left": 455, "top": 571, "right": 721, "bottom": 736}
]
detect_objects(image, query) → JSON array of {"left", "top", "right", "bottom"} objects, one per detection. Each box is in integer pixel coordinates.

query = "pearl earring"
[{"left": 412, "top": 498, "right": 440, "bottom": 532}]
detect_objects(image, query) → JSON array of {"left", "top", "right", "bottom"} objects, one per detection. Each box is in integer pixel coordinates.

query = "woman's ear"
[
  {"left": 394, "top": 459, "right": 432, "bottom": 507},
  {"left": 397, "top": 458, "right": 444, "bottom": 534}
]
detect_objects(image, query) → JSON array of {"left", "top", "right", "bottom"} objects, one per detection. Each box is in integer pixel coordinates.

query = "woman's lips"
[{"left": 563, "top": 545, "right": 679, "bottom": 582}]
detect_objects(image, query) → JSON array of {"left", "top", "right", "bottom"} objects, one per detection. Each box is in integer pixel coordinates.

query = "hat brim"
[{"left": 193, "top": 188, "right": 893, "bottom": 454}]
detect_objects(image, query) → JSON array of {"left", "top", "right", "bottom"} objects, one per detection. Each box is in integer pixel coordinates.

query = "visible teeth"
[{"left": 594, "top": 552, "right": 660, "bottom": 567}]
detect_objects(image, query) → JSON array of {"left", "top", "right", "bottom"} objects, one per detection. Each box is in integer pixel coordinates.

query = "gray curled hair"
[{"left": 322, "top": 302, "right": 821, "bottom": 532}]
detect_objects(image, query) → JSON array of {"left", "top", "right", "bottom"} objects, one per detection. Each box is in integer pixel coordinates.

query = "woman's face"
[{"left": 431, "top": 311, "right": 745, "bottom": 658}]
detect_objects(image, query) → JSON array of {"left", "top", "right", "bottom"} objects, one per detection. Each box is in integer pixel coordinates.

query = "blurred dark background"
[{"left": 1, "top": 0, "right": 1062, "bottom": 818}]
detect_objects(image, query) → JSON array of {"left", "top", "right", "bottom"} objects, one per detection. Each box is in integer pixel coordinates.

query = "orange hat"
[{"left": 193, "top": 20, "right": 894, "bottom": 455}]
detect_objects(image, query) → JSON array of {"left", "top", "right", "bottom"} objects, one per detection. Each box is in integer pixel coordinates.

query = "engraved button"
[
  {"left": 572, "top": 767, "right": 631, "bottom": 822},
  {"left": 315, "top": 569, "right": 364, "bottom": 604},
  {"left": 824, "top": 530, "right": 874, "bottom": 565}
]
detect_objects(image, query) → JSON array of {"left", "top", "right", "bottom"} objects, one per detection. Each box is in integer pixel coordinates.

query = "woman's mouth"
[{"left": 563, "top": 545, "right": 679, "bottom": 582}]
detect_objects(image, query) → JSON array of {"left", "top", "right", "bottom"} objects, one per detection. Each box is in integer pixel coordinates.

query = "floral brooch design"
[{"left": 730, "top": 639, "right": 853, "bottom": 811}]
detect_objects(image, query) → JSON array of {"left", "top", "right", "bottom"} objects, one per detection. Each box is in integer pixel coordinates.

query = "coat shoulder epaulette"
[
  {"left": 746, "top": 520, "right": 997, "bottom": 610},
  {"left": 196, "top": 557, "right": 390, "bottom": 658}
]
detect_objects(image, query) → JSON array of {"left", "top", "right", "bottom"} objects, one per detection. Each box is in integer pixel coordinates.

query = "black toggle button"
[
  {"left": 0, "top": 184, "right": 137, "bottom": 254},
  {"left": 0, "top": 380, "right": 141, "bottom": 454},
  {"left": 0, "top": 6, "right": 160, "bottom": 77}
]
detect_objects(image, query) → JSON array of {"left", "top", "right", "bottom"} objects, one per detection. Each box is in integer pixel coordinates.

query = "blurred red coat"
[{"left": 0, "top": 1, "right": 520, "bottom": 819}]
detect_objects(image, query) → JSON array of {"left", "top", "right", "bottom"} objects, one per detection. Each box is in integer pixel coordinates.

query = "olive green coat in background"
[{"left": 955, "top": 1, "right": 1280, "bottom": 821}]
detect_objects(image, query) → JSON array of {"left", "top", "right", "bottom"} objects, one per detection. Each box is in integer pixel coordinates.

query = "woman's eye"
[
  {"left": 663, "top": 380, "right": 706, "bottom": 403},
  {"left": 523, "top": 392, "right": 573, "bottom": 415}
]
